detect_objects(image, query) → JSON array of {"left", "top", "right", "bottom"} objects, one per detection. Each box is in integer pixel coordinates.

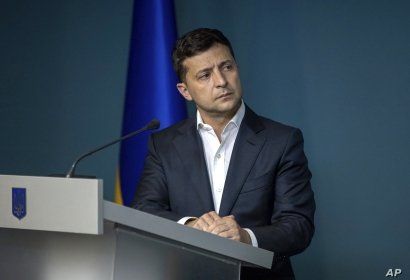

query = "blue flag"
[{"left": 115, "top": 0, "right": 186, "bottom": 206}]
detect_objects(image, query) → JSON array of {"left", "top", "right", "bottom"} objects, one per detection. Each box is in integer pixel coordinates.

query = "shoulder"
[
  {"left": 244, "top": 105, "right": 301, "bottom": 139},
  {"left": 259, "top": 116, "right": 306, "bottom": 150},
  {"left": 259, "top": 116, "right": 296, "bottom": 133},
  {"left": 150, "top": 117, "right": 195, "bottom": 142}
]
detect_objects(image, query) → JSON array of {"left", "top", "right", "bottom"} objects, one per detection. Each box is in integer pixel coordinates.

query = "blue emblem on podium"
[{"left": 12, "top": 188, "right": 27, "bottom": 220}]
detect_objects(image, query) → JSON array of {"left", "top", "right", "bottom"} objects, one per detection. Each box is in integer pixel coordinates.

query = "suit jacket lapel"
[
  {"left": 172, "top": 119, "right": 215, "bottom": 212},
  {"left": 219, "top": 107, "right": 266, "bottom": 216}
]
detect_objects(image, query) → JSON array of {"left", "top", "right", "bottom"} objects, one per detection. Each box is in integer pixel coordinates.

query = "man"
[{"left": 134, "top": 28, "right": 315, "bottom": 279}]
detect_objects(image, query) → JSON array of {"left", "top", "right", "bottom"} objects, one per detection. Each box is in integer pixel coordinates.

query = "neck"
[
  {"left": 202, "top": 115, "right": 230, "bottom": 139},
  {"left": 198, "top": 103, "right": 241, "bottom": 140}
]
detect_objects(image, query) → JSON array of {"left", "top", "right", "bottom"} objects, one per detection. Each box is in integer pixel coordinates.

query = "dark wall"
[
  {"left": 1, "top": 0, "right": 409, "bottom": 279},
  {"left": 0, "top": 0, "right": 134, "bottom": 199},
  {"left": 174, "top": 1, "right": 410, "bottom": 279}
]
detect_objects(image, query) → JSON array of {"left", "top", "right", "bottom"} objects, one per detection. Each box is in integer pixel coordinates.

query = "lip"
[{"left": 217, "top": 92, "right": 233, "bottom": 99}]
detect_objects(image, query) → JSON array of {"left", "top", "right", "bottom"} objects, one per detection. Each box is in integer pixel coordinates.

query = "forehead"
[{"left": 183, "top": 44, "right": 234, "bottom": 74}]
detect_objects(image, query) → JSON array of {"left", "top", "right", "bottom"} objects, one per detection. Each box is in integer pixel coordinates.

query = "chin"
[
  {"left": 226, "top": 97, "right": 241, "bottom": 108},
  {"left": 219, "top": 99, "right": 241, "bottom": 113}
]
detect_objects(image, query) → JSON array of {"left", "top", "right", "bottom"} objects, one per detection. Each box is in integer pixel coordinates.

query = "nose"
[{"left": 213, "top": 69, "right": 227, "bottom": 87}]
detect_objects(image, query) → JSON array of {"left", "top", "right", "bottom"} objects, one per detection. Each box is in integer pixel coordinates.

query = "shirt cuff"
[
  {"left": 244, "top": 228, "right": 258, "bottom": 247},
  {"left": 178, "top": 216, "right": 196, "bottom": 225}
]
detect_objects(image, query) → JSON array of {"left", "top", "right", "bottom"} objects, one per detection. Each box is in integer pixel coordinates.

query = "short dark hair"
[{"left": 172, "top": 28, "right": 235, "bottom": 82}]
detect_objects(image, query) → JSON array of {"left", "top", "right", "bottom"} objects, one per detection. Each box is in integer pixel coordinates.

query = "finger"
[
  {"left": 207, "top": 218, "right": 225, "bottom": 232},
  {"left": 219, "top": 228, "right": 240, "bottom": 241},
  {"left": 196, "top": 212, "right": 219, "bottom": 230},
  {"left": 211, "top": 218, "right": 236, "bottom": 235},
  {"left": 219, "top": 225, "right": 249, "bottom": 243},
  {"left": 210, "top": 223, "right": 230, "bottom": 235},
  {"left": 206, "top": 212, "right": 223, "bottom": 231},
  {"left": 221, "top": 216, "right": 237, "bottom": 228},
  {"left": 208, "top": 211, "right": 222, "bottom": 221},
  {"left": 192, "top": 221, "right": 201, "bottom": 230},
  {"left": 194, "top": 217, "right": 209, "bottom": 230},
  {"left": 200, "top": 213, "right": 217, "bottom": 228}
]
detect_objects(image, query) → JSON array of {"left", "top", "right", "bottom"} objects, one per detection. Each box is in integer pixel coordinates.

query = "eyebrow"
[
  {"left": 195, "top": 59, "right": 234, "bottom": 77},
  {"left": 219, "top": 60, "right": 233, "bottom": 68}
]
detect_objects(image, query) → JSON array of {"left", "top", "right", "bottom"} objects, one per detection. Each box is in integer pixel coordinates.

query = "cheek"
[
  {"left": 193, "top": 86, "right": 212, "bottom": 100},
  {"left": 231, "top": 75, "right": 241, "bottom": 87}
]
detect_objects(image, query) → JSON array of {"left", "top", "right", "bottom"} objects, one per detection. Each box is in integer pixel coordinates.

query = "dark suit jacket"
[{"left": 134, "top": 105, "right": 315, "bottom": 279}]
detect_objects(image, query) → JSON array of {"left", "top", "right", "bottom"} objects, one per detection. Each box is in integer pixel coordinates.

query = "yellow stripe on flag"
[{"left": 114, "top": 168, "right": 124, "bottom": 205}]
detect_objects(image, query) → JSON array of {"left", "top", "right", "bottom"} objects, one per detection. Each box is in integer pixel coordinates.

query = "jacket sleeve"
[
  {"left": 132, "top": 134, "right": 183, "bottom": 221},
  {"left": 250, "top": 129, "right": 316, "bottom": 256}
]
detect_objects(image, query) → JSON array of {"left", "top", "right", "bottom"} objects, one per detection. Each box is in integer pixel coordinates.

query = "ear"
[{"left": 176, "top": 83, "right": 192, "bottom": 101}]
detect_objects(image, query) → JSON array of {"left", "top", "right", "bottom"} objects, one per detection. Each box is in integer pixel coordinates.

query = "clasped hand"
[{"left": 186, "top": 211, "right": 251, "bottom": 244}]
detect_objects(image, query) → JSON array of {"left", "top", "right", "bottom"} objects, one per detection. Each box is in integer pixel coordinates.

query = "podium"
[{"left": 0, "top": 175, "right": 273, "bottom": 280}]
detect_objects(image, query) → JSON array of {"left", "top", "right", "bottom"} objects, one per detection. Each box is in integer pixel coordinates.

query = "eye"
[
  {"left": 223, "top": 64, "right": 233, "bottom": 71},
  {"left": 198, "top": 72, "right": 210, "bottom": 80}
]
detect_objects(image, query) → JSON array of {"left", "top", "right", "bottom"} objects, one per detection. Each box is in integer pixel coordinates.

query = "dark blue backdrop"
[{"left": 1, "top": 1, "right": 409, "bottom": 279}]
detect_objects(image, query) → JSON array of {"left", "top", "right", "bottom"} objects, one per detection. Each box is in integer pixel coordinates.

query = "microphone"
[{"left": 65, "top": 118, "right": 160, "bottom": 178}]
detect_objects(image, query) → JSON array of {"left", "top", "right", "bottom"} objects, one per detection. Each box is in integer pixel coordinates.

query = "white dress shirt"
[{"left": 178, "top": 101, "right": 258, "bottom": 247}]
